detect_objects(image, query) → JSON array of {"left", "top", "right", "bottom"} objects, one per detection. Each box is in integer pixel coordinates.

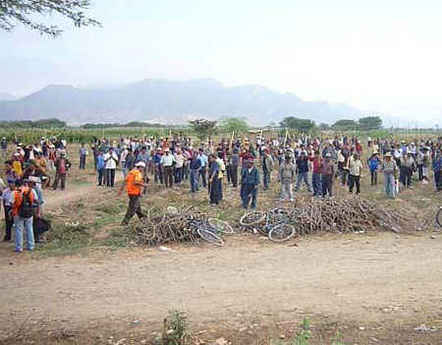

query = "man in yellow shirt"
[{"left": 118, "top": 162, "right": 148, "bottom": 225}]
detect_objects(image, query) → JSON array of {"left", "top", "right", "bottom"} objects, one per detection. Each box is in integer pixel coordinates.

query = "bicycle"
[
  {"left": 189, "top": 219, "right": 224, "bottom": 247},
  {"left": 240, "top": 208, "right": 295, "bottom": 242}
]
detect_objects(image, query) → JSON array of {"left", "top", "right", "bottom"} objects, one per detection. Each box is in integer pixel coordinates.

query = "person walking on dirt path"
[
  {"left": 52, "top": 151, "right": 71, "bottom": 191},
  {"left": 119, "top": 162, "right": 148, "bottom": 226},
  {"left": 320, "top": 153, "right": 335, "bottom": 197},
  {"left": 104, "top": 147, "right": 119, "bottom": 188},
  {"left": 382, "top": 152, "right": 397, "bottom": 198},
  {"left": 261, "top": 148, "right": 274, "bottom": 191},
  {"left": 347, "top": 153, "right": 363, "bottom": 194},
  {"left": 240, "top": 158, "right": 260, "bottom": 209},
  {"left": 279, "top": 153, "right": 296, "bottom": 202},
  {"left": 11, "top": 179, "right": 37, "bottom": 252},
  {"left": 79, "top": 143, "right": 88, "bottom": 170}
]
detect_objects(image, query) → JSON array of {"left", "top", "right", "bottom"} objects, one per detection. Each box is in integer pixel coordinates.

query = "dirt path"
[{"left": 0, "top": 232, "right": 441, "bottom": 333}]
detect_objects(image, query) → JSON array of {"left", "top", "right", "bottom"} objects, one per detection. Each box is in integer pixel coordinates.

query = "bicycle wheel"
[
  {"left": 197, "top": 228, "right": 224, "bottom": 246},
  {"left": 269, "top": 224, "right": 295, "bottom": 242},
  {"left": 208, "top": 218, "right": 235, "bottom": 234},
  {"left": 240, "top": 211, "right": 266, "bottom": 227},
  {"left": 437, "top": 208, "right": 442, "bottom": 227}
]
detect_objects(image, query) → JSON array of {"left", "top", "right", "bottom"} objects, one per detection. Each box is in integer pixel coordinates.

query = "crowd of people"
[{"left": 0, "top": 133, "right": 441, "bottom": 251}]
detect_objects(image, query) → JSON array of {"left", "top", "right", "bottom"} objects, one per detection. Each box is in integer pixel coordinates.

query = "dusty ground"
[{"left": 0, "top": 148, "right": 441, "bottom": 344}]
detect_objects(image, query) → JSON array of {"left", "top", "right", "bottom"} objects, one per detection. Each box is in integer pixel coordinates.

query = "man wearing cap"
[
  {"left": 119, "top": 162, "right": 148, "bottom": 225},
  {"left": 382, "top": 152, "right": 397, "bottom": 198},
  {"left": 52, "top": 150, "right": 71, "bottom": 191},
  {"left": 161, "top": 148, "right": 175, "bottom": 188},
  {"left": 240, "top": 158, "right": 260, "bottom": 209},
  {"left": 368, "top": 152, "right": 380, "bottom": 185}
]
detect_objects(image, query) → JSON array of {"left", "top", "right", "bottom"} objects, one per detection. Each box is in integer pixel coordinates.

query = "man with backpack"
[{"left": 12, "top": 180, "right": 37, "bottom": 252}]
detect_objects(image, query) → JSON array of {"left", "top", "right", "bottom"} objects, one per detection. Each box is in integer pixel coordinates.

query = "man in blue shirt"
[
  {"left": 96, "top": 151, "right": 105, "bottom": 186},
  {"left": 189, "top": 151, "right": 202, "bottom": 193},
  {"left": 198, "top": 148, "right": 208, "bottom": 188}
]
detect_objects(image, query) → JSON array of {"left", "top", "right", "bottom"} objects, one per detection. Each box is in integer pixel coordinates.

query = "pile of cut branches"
[
  {"left": 240, "top": 196, "right": 409, "bottom": 235},
  {"left": 134, "top": 206, "right": 207, "bottom": 246}
]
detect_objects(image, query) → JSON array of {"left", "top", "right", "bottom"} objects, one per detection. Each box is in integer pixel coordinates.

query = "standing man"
[
  {"left": 310, "top": 151, "right": 322, "bottom": 197},
  {"left": 96, "top": 151, "right": 105, "bottom": 186},
  {"left": 295, "top": 151, "right": 313, "bottom": 193},
  {"left": 381, "top": 152, "right": 397, "bottom": 198},
  {"left": 161, "top": 148, "right": 175, "bottom": 188},
  {"left": 320, "top": 153, "right": 335, "bottom": 197},
  {"left": 279, "top": 153, "right": 296, "bottom": 202},
  {"left": 368, "top": 152, "right": 380, "bottom": 185},
  {"left": 79, "top": 143, "right": 88, "bottom": 170},
  {"left": 1, "top": 137, "right": 7, "bottom": 159},
  {"left": 104, "top": 147, "right": 119, "bottom": 188},
  {"left": 208, "top": 154, "right": 222, "bottom": 205},
  {"left": 119, "top": 162, "right": 148, "bottom": 225},
  {"left": 2, "top": 178, "right": 15, "bottom": 242},
  {"left": 240, "top": 158, "right": 260, "bottom": 209},
  {"left": 261, "top": 148, "right": 274, "bottom": 191},
  {"left": 348, "top": 153, "right": 363, "bottom": 194},
  {"left": 11, "top": 180, "right": 36, "bottom": 252},
  {"left": 52, "top": 150, "right": 71, "bottom": 191},
  {"left": 230, "top": 148, "right": 240, "bottom": 188},
  {"left": 198, "top": 148, "right": 208, "bottom": 188},
  {"left": 189, "top": 151, "right": 201, "bottom": 193}
]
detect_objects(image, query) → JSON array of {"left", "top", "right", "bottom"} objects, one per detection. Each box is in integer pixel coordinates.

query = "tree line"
[
  {"left": 0, "top": 118, "right": 67, "bottom": 129},
  {"left": 280, "top": 116, "right": 383, "bottom": 133}
]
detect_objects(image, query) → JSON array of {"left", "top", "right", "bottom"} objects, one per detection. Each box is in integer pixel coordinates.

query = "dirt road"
[{"left": 0, "top": 232, "right": 441, "bottom": 334}]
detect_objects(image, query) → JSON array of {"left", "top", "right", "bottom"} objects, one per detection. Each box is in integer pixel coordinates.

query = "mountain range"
[{"left": 0, "top": 79, "right": 362, "bottom": 125}]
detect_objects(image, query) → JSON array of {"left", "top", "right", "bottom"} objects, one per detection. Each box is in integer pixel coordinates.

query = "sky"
[{"left": 1, "top": 0, "right": 442, "bottom": 125}]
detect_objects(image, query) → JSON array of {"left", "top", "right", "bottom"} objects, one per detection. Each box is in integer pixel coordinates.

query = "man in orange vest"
[{"left": 119, "top": 162, "right": 148, "bottom": 225}]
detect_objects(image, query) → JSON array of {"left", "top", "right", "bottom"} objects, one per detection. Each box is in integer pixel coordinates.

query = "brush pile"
[
  {"left": 240, "top": 196, "right": 409, "bottom": 235},
  {"left": 134, "top": 206, "right": 209, "bottom": 246}
]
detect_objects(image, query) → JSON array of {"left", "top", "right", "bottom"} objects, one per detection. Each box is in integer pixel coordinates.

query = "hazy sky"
[{"left": 1, "top": 0, "right": 442, "bottom": 123}]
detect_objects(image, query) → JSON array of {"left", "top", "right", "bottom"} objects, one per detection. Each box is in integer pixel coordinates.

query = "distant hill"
[
  {"left": 0, "top": 92, "right": 16, "bottom": 101},
  {"left": 0, "top": 79, "right": 362, "bottom": 125}
]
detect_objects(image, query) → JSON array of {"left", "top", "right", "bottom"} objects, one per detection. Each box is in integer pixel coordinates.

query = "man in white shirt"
[
  {"left": 103, "top": 147, "right": 119, "bottom": 187},
  {"left": 160, "top": 148, "right": 175, "bottom": 188}
]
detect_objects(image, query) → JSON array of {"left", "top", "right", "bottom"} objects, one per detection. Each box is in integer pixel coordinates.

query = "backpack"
[{"left": 19, "top": 191, "right": 33, "bottom": 219}]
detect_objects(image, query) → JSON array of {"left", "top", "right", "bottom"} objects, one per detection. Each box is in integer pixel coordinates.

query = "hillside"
[{"left": 0, "top": 79, "right": 361, "bottom": 125}]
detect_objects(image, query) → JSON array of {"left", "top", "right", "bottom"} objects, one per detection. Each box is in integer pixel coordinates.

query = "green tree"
[
  {"left": 358, "top": 116, "right": 383, "bottom": 131},
  {"left": 219, "top": 117, "right": 249, "bottom": 133},
  {"left": 332, "top": 119, "right": 359, "bottom": 131},
  {"left": 280, "top": 116, "right": 316, "bottom": 133},
  {"left": 189, "top": 119, "right": 217, "bottom": 141},
  {"left": 319, "top": 122, "right": 330, "bottom": 130},
  {"left": 0, "top": 0, "right": 100, "bottom": 37}
]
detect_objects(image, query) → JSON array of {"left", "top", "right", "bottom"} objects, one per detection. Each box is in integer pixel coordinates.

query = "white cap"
[{"left": 135, "top": 162, "right": 146, "bottom": 168}]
